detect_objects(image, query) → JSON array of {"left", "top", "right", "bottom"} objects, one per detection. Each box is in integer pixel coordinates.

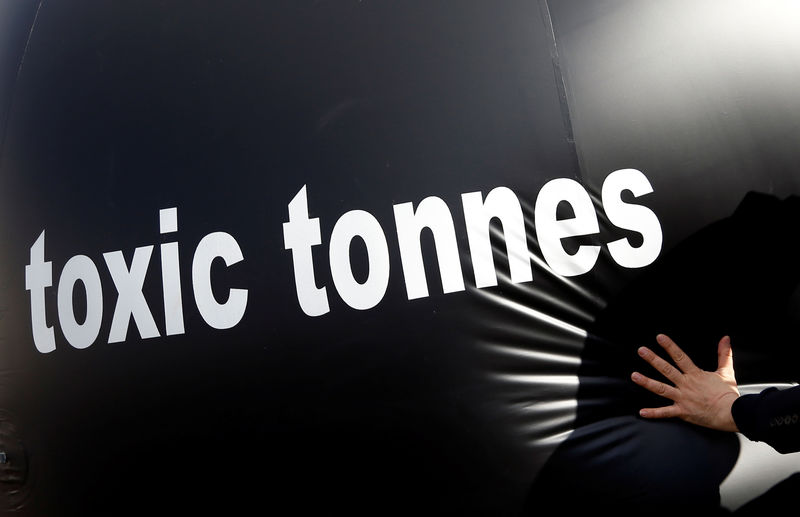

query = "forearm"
[{"left": 732, "top": 385, "right": 800, "bottom": 454}]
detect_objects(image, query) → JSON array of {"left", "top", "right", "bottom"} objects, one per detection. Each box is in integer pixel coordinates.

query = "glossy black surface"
[{"left": 1, "top": 1, "right": 799, "bottom": 515}]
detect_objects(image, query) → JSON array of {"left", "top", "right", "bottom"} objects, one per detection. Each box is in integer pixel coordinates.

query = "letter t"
[
  {"left": 25, "top": 231, "right": 56, "bottom": 353},
  {"left": 283, "top": 186, "right": 330, "bottom": 316}
]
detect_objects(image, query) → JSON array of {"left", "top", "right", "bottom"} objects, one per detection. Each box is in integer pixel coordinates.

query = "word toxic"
[
  {"left": 283, "top": 169, "right": 663, "bottom": 316},
  {"left": 25, "top": 208, "right": 248, "bottom": 353}
]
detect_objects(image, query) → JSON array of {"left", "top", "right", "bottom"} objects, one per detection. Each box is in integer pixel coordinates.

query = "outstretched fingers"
[
  {"left": 717, "top": 335, "right": 734, "bottom": 373},
  {"left": 637, "top": 346, "right": 683, "bottom": 384},
  {"left": 631, "top": 371, "right": 679, "bottom": 400},
  {"left": 638, "top": 405, "right": 681, "bottom": 419},
  {"left": 656, "top": 334, "right": 699, "bottom": 374}
]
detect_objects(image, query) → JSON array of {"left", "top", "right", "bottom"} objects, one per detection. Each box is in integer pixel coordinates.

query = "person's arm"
[
  {"left": 631, "top": 334, "right": 740, "bottom": 432},
  {"left": 632, "top": 334, "right": 800, "bottom": 454},
  {"left": 732, "top": 385, "right": 800, "bottom": 454}
]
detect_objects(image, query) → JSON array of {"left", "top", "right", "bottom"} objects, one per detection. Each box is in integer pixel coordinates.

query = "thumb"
[{"left": 717, "top": 335, "right": 734, "bottom": 374}]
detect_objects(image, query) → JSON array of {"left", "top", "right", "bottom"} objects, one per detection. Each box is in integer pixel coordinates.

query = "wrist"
[{"left": 719, "top": 393, "right": 740, "bottom": 432}]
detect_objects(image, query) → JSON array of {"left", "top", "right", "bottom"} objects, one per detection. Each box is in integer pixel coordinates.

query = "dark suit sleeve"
[{"left": 731, "top": 386, "right": 800, "bottom": 454}]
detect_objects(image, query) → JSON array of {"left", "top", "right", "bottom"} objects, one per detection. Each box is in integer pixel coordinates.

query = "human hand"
[{"left": 631, "top": 334, "right": 740, "bottom": 432}]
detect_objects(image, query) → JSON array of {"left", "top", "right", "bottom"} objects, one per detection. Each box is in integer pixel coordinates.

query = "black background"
[{"left": 1, "top": 1, "right": 799, "bottom": 515}]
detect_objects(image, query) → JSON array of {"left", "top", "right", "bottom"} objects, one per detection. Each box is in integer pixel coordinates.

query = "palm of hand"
[{"left": 632, "top": 334, "right": 740, "bottom": 432}]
